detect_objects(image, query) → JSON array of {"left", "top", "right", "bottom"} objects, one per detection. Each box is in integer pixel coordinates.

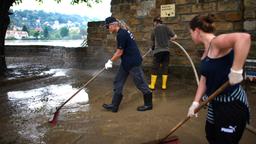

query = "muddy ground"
[{"left": 0, "top": 64, "right": 255, "bottom": 144}]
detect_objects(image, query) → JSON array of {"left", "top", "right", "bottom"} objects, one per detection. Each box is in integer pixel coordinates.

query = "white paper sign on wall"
[{"left": 161, "top": 4, "right": 175, "bottom": 17}]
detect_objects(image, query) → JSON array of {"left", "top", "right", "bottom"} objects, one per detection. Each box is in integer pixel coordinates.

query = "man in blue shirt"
[{"left": 102, "top": 16, "right": 153, "bottom": 112}]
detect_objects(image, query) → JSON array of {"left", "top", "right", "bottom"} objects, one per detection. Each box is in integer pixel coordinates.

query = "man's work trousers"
[
  {"left": 112, "top": 65, "right": 152, "bottom": 107},
  {"left": 152, "top": 51, "right": 169, "bottom": 75}
]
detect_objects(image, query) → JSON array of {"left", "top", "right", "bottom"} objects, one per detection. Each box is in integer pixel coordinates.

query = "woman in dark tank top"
[{"left": 186, "top": 14, "right": 251, "bottom": 144}]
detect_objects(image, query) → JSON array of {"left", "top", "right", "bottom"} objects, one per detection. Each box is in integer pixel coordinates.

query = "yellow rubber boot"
[
  {"left": 162, "top": 75, "right": 168, "bottom": 90},
  {"left": 148, "top": 75, "right": 157, "bottom": 90}
]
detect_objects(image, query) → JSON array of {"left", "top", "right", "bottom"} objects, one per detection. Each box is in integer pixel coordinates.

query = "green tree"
[
  {"left": 22, "top": 25, "right": 28, "bottom": 32},
  {"left": 0, "top": 0, "right": 102, "bottom": 75},
  {"left": 43, "top": 26, "right": 50, "bottom": 39},
  {"left": 60, "top": 27, "right": 69, "bottom": 38},
  {"left": 33, "top": 30, "right": 40, "bottom": 39}
]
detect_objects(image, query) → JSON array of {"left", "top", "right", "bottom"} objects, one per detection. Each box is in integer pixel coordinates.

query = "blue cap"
[{"left": 104, "top": 17, "right": 117, "bottom": 29}]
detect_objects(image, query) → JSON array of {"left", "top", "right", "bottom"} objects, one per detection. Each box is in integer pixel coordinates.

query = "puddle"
[
  {"left": 7, "top": 84, "right": 90, "bottom": 143},
  {"left": 6, "top": 64, "right": 49, "bottom": 80}
]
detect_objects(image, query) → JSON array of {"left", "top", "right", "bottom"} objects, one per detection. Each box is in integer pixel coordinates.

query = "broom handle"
[
  {"left": 56, "top": 67, "right": 105, "bottom": 111},
  {"left": 246, "top": 124, "right": 256, "bottom": 135},
  {"left": 142, "top": 49, "right": 151, "bottom": 58},
  {"left": 159, "top": 81, "right": 230, "bottom": 143}
]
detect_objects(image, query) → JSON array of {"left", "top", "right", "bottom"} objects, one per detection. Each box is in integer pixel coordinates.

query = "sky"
[{"left": 11, "top": 0, "right": 111, "bottom": 20}]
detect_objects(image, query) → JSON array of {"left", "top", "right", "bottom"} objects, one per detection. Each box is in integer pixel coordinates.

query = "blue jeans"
[{"left": 111, "top": 65, "right": 151, "bottom": 106}]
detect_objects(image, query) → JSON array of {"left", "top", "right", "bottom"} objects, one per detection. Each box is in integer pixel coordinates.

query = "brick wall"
[{"left": 87, "top": 0, "right": 256, "bottom": 68}]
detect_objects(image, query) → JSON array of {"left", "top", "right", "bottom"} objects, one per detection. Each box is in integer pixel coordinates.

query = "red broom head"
[
  {"left": 142, "top": 136, "right": 180, "bottom": 144},
  {"left": 48, "top": 110, "right": 60, "bottom": 127},
  {"left": 159, "top": 136, "right": 180, "bottom": 144}
]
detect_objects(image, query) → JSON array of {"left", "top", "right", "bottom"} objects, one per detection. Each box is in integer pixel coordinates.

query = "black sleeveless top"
[{"left": 200, "top": 50, "right": 239, "bottom": 96}]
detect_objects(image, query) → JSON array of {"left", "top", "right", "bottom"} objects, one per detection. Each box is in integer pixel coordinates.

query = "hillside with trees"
[
  {"left": 8, "top": 10, "right": 96, "bottom": 40},
  {"left": 0, "top": 0, "right": 102, "bottom": 74}
]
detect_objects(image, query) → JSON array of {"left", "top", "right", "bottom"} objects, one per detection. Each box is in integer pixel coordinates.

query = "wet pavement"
[{"left": 0, "top": 65, "right": 255, "bottom": 144}]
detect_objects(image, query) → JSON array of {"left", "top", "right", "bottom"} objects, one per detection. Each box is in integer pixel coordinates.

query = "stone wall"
[
  {"left": 87, "top": 0, "right": 256, "bottom": 68},
  {"left": 244, "top": 0, "right": 256, "bottom": 58},
  {"left": 87, "top": 21, "right": 108, "bottom": 49},
  {"left": 5, "top": 45, "right": 110, "bottom": 69}
]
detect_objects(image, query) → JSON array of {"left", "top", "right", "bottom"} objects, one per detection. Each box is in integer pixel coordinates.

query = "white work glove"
[
  {"left": 228, "top": 68, "right": 243, "bottom": 85},
  {"left": 187, "top": 101, "right": 200, "bottom": 117},
  {"left": 105, "top": 59, "right": 113, "bottom": 69}
]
